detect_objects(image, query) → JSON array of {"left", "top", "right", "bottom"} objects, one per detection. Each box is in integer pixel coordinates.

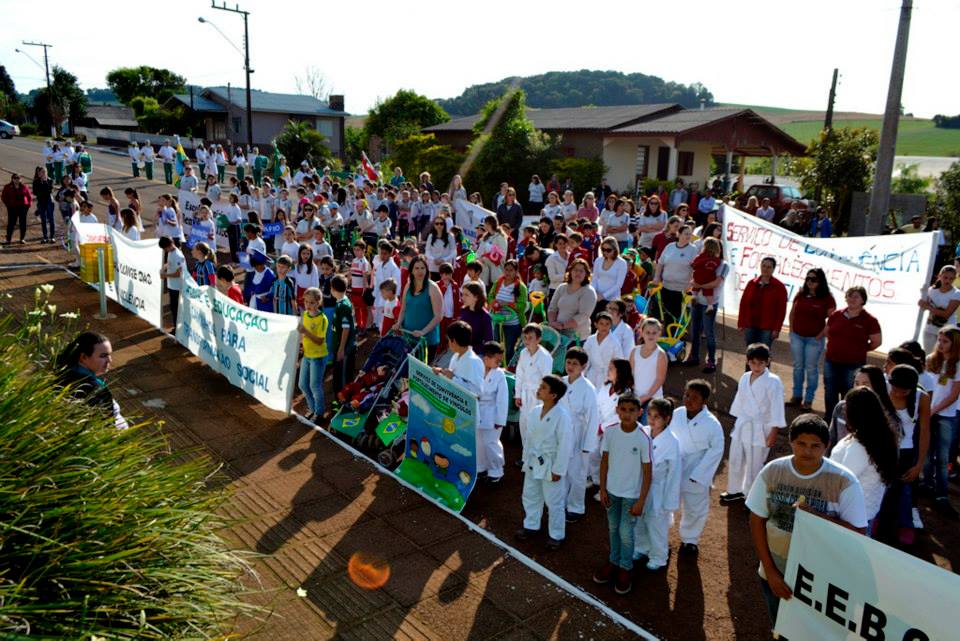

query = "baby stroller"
[
  {"left": 330, "top": 330, "right": 427, "bottom": 467},
  {"left": 505, "top": 322, "right": 570, "bottom": 375}
]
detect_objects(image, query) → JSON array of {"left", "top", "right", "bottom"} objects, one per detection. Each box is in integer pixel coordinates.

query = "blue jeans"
[
  {"left": 299, "top": 356, "right": 327, "bottom": 415},
  {"left": 499, "top": 323, "right": 521, "bottom": 364},
  {"left": 924, "top": 415, "right": 958, "bottom": 498},
  {"left": 823, "top": 360, "right": 859, "bottom": 423},
  {"left": 688, "top": 302, "right": 717, "bottom": 363},
  {"left": 606, "top": 494, "right": 637, "bottom": 570},
  {"left": 789, "top": 333, "right": 824, "bottom": 404},
  {"left": 37, "top": 201, "right": 55, "bottom": 240},
  {"left": 744, "top": 327, "right": 773, "bottom": 348}
]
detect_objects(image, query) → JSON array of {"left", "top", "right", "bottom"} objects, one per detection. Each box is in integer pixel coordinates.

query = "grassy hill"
[{"left": 721, "top": 103, "right": 960, "bottom": 157}]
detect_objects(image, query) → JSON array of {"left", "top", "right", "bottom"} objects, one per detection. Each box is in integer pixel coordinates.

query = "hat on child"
[{"left": 249, "top": 248, "right": 271, "bottom": 266}]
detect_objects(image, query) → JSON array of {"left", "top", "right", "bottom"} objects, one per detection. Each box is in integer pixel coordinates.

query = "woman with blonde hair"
[{"left": 923, "top": 325, "right": 960, "bottom": 516}]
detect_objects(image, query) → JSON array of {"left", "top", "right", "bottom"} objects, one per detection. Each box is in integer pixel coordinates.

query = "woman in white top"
[
  {"left": 448, "top": 174, "right": 467, "bottom": 202},
  {"left": 636, "top": 196, "right": 667, "bottom": 253},
  {"left": 652, "top": 224, "right": 697, "bottom": 326},
  {"left": 591, "top": 236, "right": 628, "bottom": 317},
  {"left": 629, "top": 318, "right": 667, "bottom": 407},
  {"left": 829, "top": 387, "right": 900, "bottom": 533},
  {"left": 425, "top": 218, "right": 457, "bottom": 277},
  {"left": 541, "top": 190, "right": 563, "bottom": 219},
  {"left": 561, "top": 190, "right": 578, "bottom": 222},
  {"left": 923, "top": 325, "right": 960, "bottom": 512},
  {"left": 527, "top": 174, "right": 545, "bottom": 215}
]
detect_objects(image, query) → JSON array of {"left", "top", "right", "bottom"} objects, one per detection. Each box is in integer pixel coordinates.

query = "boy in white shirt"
[
  {"left": 634, "top": 399, "right": 682, "bottom": 571},
  {"left": 433, "top": 320, "right": 484, "bottom": 396},
  {"left": 311, "top": 226, "right": 333, "bottom": 261},
  {"left": 140, "top": 143, "right": 155, "bottom": 180},
  {"left": 722, "top": 343, "right": 786, "bottom": 504},
  {"left": 561, "top": 347, "right": 599, "bottom": 522},
  {"left": 516, "top": 375, "right": 573, "bottom": 550},
  {"left": 77, "top": 200, "right": 99, "bottom": 224},
  {"left": 477, "top": 341, "right": 509, "bottom": 483},
  {"left": 670, "top": 379, "right": 724, "bottom": 556},
  {"left": 592, "top": 393, "right": 652, "bottom": 595},
  {"left": 371, "top": 240, "right": 401, "bottom": 331},
  {"left": 128, "top": 142, "right": 140, "bottom": 178},
  {"left": 159, "top": 139, "right": 176, "bottom": 184},
  {"left": 159, "top": 236, "right": 185, "bottom": 330},
  {"left": 377, "top": 279, "right": 400, "bottom": 336},
  {"left": 514, "top": 324, "right": 554, "bottom": 450},
  {"left": 582, "top": 312, "right": 625, "bottom": 389}
]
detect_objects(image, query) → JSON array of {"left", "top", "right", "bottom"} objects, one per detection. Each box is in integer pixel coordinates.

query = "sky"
[{"left": 2, "top": 0, "right": 958, "bottom": 118}]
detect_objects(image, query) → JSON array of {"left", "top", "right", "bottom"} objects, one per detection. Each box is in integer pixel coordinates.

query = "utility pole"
[
  {"left": 815, "top": 68, "right": 839, "bottom": 203},
  {"left": 867, "top": 0, "right": 913, "bottom": 235},
  {"left": 22, "top": 41, "right": 55, "bottom": 137},
  {"left": 210, "top": 1, "right": 254, "bottom": 152}
]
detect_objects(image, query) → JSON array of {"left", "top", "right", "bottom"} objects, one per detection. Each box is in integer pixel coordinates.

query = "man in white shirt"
[
  {"left": 561, "top": 348, "right": 599, "bottom": 522},
  {"left": 128, "top": 142, "right": 140, "bottom": 178},
  {"left": 434, "top": 320, "right": 484, "bottom": 395},
  {"left": 756, "top": 198, "right": 776, "bottom": 222},
  {"left": 158, "top": 140, "right": 176, "bottom": 184},
  {"left": 669, "top": 379, "right": 724, "bottom": 556},
  {"left": 516, "top": 375, "right": 573, "bottom": 549},
  {"left": 140, "top": 143, "right": 155, "bottom": 181}
]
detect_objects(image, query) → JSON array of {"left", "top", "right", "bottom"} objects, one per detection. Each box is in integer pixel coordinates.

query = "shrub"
[
  {"left": 18, "top": 122, "right": 38, "bottom": 136},
  {"left": 273, "top": 120, "right": 332, "bottom": 169},
  {"left": 549, "top": 157, "right": 605, "bottom": 200},
  {"left": 0, "top": 286, "right": 258, "bottom": 639}
]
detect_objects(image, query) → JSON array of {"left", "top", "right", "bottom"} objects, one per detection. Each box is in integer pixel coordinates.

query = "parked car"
[
  {"left": 735, "top": 183, "right": 815, "bottom": 221},
  {"left": 0, "top": 120, "right": 20, "bottom": 139}
]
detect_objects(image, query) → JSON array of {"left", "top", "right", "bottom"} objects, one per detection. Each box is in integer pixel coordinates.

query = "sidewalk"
[{"left": 0, "top": 265, "right": 642, "bottom": 641}]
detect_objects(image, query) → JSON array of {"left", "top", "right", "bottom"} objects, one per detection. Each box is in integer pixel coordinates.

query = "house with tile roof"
[{"left": 168, "top": 87, "right": 347, "bottom": 156}]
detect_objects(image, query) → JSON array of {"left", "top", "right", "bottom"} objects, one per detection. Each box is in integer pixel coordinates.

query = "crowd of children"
[{"left": 33, "top": 145, "right": 960, "bottom": 626}]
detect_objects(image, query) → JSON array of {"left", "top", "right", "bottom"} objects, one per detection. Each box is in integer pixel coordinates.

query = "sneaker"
[
  {"left": 614, "top": 568, "right": 633, "bottom": 595},
  {"left": 719, "top": 492, "right": 745, "bottom": 504},
  {"left": 593, "top": 561, "right": 617, "bottom": 584},
  {"left": 514, "top": 528, "right": 538, "bottom": 541},
  {"left": 702, "top": 361, "right": 716, "bottom": 374},
  {"left": 934, "top": 498, "right": 960, "bottom": 520},
  {"left": 645, "top": 559, "right": 667, "bottom": 572},
  {"left": 679, "top": 543, "right": 699, "bottom": 556},
  {"left": 304, "top": 411, "right": 316, "bottom": 422},
  {"left": 565, "top": 511, "right": 585, "bottom": 523},
  {"left": 545, "top": 537, "right": 563, "bottom": 550}
]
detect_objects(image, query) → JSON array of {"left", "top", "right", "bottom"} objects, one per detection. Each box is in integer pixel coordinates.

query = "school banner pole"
[{"left": 95, "top": 247, "right": 108, "bottom": 320}]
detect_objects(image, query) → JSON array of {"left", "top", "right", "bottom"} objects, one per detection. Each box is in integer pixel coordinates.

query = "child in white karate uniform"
[
  {"left": 433, "top": 320, "right": 484, "bottom": 396},
  {"left": 721, "top": 343, "right": 786, "bottom": 503},
  {"left": 514, "top": 324, "right": 554, "bottom": 449},
  {"left": 605, "top": 299, "right": 636, "bottom": 358},
  {"left": 582, "top": 312, "right": 625, "bottom": 389},
  {"left": 634, "top": 398, "right": 682, "bottom": 571},
  {"left": 477, "top": 341, "right": 509, "bottom": 483},
  {"left": 671, "top": 379, "right": 724, "bottom": 556},
  {"left": 561, "top": 347, "right": 599, "bottom": 521},
  {"left": 516, "top": 375, "right": 573, "bottom": 549}
]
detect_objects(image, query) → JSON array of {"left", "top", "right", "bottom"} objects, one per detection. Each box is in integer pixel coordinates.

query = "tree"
[
  {"left": 343, "top": 125, "right": 368, "bottom": 167},
  {"left": 891, "top": 163, "right": 932, "bottom": 195},
  {"left": 365, "top": 90, "right": 449, "bottom": 149},
  {"left": 85, "top": 87, "right": 118, "bottom": 103},
  {"left": 389, "top": 134, "right": 464, "bottom": 193},
  {"left": 106, "top": 66, "right": 185, "bottom": 104},
  {"left": 273, "top": 120, "right": 332, "bottom": 169},
  {"left": 934, "top": 161, "right": 960, "bottom": 244},
  {"left": 797, "top": 127, "right": 878, "bottom": 234},
  {"left": 30, "top": 65, "right": 87, "bottom": 133},
  {"left": 464, "top": 89, "right": 559, "bottom": 202},
  {"left": 294, "top": 66, "right": 329, "bottom": 101},
  {"left": 0, "top": 65, "right": 17, "bottom": 104}
]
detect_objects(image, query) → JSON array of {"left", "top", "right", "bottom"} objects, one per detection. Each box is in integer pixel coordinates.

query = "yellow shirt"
[{"left": 301, "top": 311, "right": 329, "bottom": 359}]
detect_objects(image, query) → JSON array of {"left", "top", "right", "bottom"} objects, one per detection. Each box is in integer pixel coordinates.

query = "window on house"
[
  {"left": 232, "top": 117, "right": 241, "bottom": 134},
  {"left": 634, "top": 145, "right": 649, "bottom": 180},
  {"left": 678, "top": 151, "right": 695, "bottom": 176},
  {"left": 316, "top": 119, "right": 335, "bottom": 138}
]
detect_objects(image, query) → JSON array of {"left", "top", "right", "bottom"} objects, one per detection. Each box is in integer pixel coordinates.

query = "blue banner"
[
  {"left": 396, "top": 357, "right": 478, "bottom": 512},
  {"left": 262, "top": 221, "right": 284, "bottom": 238}
]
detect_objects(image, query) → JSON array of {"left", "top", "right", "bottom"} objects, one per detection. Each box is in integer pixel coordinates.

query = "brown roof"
[
  {"left": 85, "top": 104, "right": 138, "bottom": 128},
  {"left": 424, "top": 103, "right": 681, "bottom": 133},
  {"left": 610, "top": 107, "right": 806, "bottom": 155}
]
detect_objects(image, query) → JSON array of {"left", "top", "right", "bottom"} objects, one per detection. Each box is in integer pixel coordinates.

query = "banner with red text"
[{"left": 721, "top": 206, "right": 937, "bottom": 352}]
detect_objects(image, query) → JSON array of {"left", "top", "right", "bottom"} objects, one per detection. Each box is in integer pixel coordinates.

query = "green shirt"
[
  {"left": 254, "top": 154, "right": 268, "bottom": 171},
  {"left": 332, "top": 296, "right": 355, "bottom": 355}
]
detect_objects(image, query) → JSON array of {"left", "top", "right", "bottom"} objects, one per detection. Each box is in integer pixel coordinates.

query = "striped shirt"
[
  {"left": 193, "top": 259, "right": 217, "bottom": 287},
  {"left": 271, "top": 276, "right": 297, "bottom": 315}
]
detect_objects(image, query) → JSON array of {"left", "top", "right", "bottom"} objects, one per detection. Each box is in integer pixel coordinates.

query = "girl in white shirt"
[
  {"left": 119, "top": 208, "right": 141, "bottom": 240},
  {"left": 293, "top": 244, "right": 320, "bottom": 306},
  {"left": 829, "top": 387, "right": 900, "bottom": 533},
  {"left": 541, "top": 191, "right": 563, "bottom": 219},
  {"left": 628, "top": 318, "right": 667, "bottom": 407}
]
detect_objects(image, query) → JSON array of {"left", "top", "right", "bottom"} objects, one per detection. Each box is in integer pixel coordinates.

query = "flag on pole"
[
  {"left": 173, "top": 135, "right": 188, "bottom": 188},
  {"left": 360, "top": 151, "right": 380, "bottom": 184},
  {"left": 271, "top": 146, "right": 284, "bottom": 183}
]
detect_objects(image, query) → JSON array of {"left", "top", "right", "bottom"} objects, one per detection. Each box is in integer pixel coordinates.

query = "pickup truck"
[{"left": 735, "top": 183, "right": 815, "bottom": 221}]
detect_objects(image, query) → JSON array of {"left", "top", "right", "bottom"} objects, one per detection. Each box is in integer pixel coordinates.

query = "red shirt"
[
  {"left": 825, "top": 308, "right": 881, "bottom": 364},
  {"left": 227, "top": 284, "right": 244, "bottom": 304},
  {"left": 652, "top": 232, "right": 677, "bottom": 261},
  {"left": 568, "top": 245, "right": 591, "bottom": 266},
  {"left": 737, "top": 277, "right": 788, "bottom": 332},
  {"left": 791, "top": 292, "right": 837, "bottom": 338}
]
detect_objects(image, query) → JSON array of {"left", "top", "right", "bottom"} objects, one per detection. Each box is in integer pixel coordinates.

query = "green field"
[{"left": 780, "top": 119, "right": 960, "bottom": 156}]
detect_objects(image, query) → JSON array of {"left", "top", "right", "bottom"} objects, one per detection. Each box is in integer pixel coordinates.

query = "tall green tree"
[
  {"left": 30, "top": 66, "right": 87, "bottom": 132},
  {"left": 935, "top": 161, "right": 960, "bottom": 243},
  {"left": 390, "top": 134, "right": 464, "bottom": 193},
  {"left": 0, "top": 65, "right": 17, "bottom": 104},
  {"left": 797, "top": 127, "right": 879, "bottom": 234},
  {"left": 273, "top": 120, "right": 332, "bottom": 168},
  {"left": 106, "top": 66, "right": 186, "bottom": 104},
  {"left": 365, "top": 89, "right": 449, "bottom": 148},
  {"left": 464, "top": 89, "right": 558, "bottom": 203}
]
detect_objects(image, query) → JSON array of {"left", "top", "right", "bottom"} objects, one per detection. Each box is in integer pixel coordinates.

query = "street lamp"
[{"left": 200, "top": 2, "right": 254, "bottom": 151}]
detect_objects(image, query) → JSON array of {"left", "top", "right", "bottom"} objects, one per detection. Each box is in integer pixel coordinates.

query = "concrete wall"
[
  {"left": 849, "top": 191, "right": 928, "bottom": 236},
  {"left": 603, "top": 137, "right": 713, "bottom": 193}
]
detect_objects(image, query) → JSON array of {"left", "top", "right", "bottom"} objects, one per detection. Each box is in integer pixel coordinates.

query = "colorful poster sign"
[
  {"left": 175, "top": 273, "right": 299, "bottom": 412},
  {"left": 396, "top": 357, "right": 478, "bottom": 512},
  {"left": 178, "top": 189, "right": 231, "bottom": 246},
  {"left": 454, "top": 199, "right": 495, "bottom": 246},
  {"left": 775, "top": 509, "right": 960, "bottom": 641},
  {"left": 721, "top": 205, "right": 937, "bottom": 351}
]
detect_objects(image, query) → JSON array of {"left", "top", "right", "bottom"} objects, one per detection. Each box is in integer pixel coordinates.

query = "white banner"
[
  {"left": 454, "top": 200, "right": 495, "bottom": 246},
  {"left": 721, "top": 206, "right": 937, "bottom": 352},
  {"left": 110, "top": 230, "right": 164, "bottom": 328},
  {"left": 178, "top": 189, "right": 231, "bottom": 246},
  {"left": 70, "top": 215, "right": 164, "bottom": 329},
  {"left": 175, "top": 273, "right": 299, "bottom": 413},
  {"left": 775, "top": 509, "right": 960, "bottom": 641}
]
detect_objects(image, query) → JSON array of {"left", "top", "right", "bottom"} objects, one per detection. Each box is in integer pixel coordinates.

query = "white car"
[{"left": 0, "top": 120, "right": 20, "bottom": 139}]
